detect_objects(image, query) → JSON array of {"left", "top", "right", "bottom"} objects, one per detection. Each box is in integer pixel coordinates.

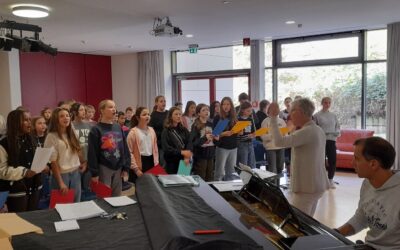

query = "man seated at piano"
[
  {"left": 268, "top": 98, "right": 330, "bottom": 217},
  {"left": 336, "top": 137, "right": 400, "bottom": 250}
]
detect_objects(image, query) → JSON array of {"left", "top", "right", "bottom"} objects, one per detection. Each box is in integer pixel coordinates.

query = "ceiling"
[{"left": 0, "top": 0, "right": 399, "bottom": 55}]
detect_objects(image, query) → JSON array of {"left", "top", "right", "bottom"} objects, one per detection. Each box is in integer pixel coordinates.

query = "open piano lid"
[{"left": 240, "top": 175, "right": 304, "bottom": 230}]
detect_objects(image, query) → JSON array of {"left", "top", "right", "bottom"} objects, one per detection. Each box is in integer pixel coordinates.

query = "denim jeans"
[
  {"left": 51, "top": 169, "right": 81, "bottom": 202},
  {"left": 237, "top": 141, "right": 256, "bottom": 169},
  {"left": 214, "top": 147, "right": 237, "bottom": 181}
]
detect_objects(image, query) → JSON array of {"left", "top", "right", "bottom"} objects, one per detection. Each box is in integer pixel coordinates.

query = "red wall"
[{"left": 20, "top": 52, "right": 112, "bottom": 116}]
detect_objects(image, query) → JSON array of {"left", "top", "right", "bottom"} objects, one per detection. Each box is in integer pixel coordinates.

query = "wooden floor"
[{"left": 282, "top": 170, "right": 368, "bottom": 243}]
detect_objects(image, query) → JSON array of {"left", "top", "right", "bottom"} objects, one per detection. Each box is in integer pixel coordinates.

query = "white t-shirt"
[
  {"left": 137, "top": 128, "right": 153, "bottom": 156},
  {"left": 44, "top": 132, "right": 80, "bottom": 173}
]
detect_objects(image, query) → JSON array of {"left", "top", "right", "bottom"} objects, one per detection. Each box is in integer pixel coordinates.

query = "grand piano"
[{"left": 205, "top": 173, "right": 373, "bottom": 250}]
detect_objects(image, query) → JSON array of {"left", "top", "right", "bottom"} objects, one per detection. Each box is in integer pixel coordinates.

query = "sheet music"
[
  {"left": 104, "top": 196, "right": 137, "bottom": 207},
  {"left": 54, "top": 220, "right": 80, "bottom": 232},
  {"left": 55, "top": 201, "right": 106, "bottom": 221},
  {"left": 158, "top": 175, "right": 199, "bottom": 187},
  {"left": 238, "top": 163, "right": 277, "bottom": 180},
  {"left": 31, "top": 147, "right": 54, "bottom": 173},
  {"left": 252, "top": 168, "right": 277, "bottom": 179},
  {"left": 212, "top": 182, "right": 243, "bottom": 192}
]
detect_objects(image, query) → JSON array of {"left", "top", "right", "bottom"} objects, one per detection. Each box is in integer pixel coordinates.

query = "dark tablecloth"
[
  {"left": 12, "top": 174, "right": 263, "bottom": 250},
  {"left": 13, "top": 198, "right": 151, "bottom": 250}
]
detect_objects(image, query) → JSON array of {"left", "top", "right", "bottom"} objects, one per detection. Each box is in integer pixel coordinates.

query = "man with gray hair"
[{"left": 268, "top": 98, "right": 330, "bottom": 216}]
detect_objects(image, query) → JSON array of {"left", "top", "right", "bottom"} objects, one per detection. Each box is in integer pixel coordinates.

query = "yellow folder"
[
  {"left": 254, "top": 127, "right": 268, "bottom": 136},
  {"left": 231, "top": 121, "right": 251, "bottom": 134},
  {"left": 279, "top": 127, "right": 289, "bottom": 135},
  {"left": 255, "top": 127, "right": 289, "bottom": 136}
]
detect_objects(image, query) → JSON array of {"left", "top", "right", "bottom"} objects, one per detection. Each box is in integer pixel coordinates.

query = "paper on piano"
[
  {"left": 55, "top": 200, "right": 106, "bottom": 221},
  {"left": 158, "top": 175, "right": 200, "bottom": 187},
  {"left": 54, "top": 220, "right": 80, "bottom": 232},
  {"left": 212, "top": 181, "right": 243, "bottom": 192},
  {"left": 252, "top": 168, "right": 277, "bottom": 179},
  {"left": 31, "top": 146, "right": 54, "bottom": 173},
  {"left": 104, "top": 196, "right": 137, "bottom": 207},
  {"left": 239, "top": 163, "right": 277, "bottom": 184}
]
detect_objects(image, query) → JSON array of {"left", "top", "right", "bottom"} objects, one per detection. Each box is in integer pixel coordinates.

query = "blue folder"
[
  {"left": 212, "top": 119, "right": 230, "bottom": 136},
  {"left": 0, "top": 191, "right": 9, "bottom": 208},
  {"left": 177, "top": 160, "right": 192, "bottom": 176}
]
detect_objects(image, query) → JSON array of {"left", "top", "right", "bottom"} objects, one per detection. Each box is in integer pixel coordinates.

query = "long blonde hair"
[{"left": 98, "top": 99, "right": 114, "bottom": 121}]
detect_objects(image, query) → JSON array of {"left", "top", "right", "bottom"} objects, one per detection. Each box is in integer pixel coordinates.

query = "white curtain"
[
  {"left": 387, "top": 22, "right": 400, "bottom": 170},
  {"left": 138, "top": 50, "right": 165, "bottom": 109}
]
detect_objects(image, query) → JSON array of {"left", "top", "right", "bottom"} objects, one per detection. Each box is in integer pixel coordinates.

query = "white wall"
[
  {"left": 111, "top": 53, "right": 139, "bottom": 111},
  {"left": 0, "top": 50, "right": 21, "bottom": 117}
]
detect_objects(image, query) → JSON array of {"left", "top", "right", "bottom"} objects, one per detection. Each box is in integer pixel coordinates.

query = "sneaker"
[
  {"left": 122, "top": 181, "right": 133, "bottom": 191},
  {"left": 329, "top": 179, "right": 336, "bottom": 189}
]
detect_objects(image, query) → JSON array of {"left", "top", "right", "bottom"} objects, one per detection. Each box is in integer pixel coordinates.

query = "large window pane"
[
  {"left": 265, "top": 69, "right": 273, "bottom": 102},
  {"left": 215, "top": 76, "right": 248, "bottom": 107},
  {"left": 181, "top": 79, "right": 210, "bottom": 105},
  {"left": 366, "top": 62, "right": 386, "bottom": 138},
  {"left": 280, "top": 37, "right": 359, "bottom": 63},
  {"left": 277, "top": 64, "right": 362, "bottom": 129},
  {"left": 265, "top": 42, "right": 272, "bottom": 67},
  {"left": 176, "top": 45, "right": 250, "bottom": 73},
  {"left": 366, "top": 29, "right": 387, "bottom": 61}
]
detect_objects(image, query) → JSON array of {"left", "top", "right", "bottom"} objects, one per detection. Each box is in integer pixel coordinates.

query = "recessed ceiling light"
[
  {"left": 223, "top": 1, "right": 231, "bottom": 4},
  {"left": 12, "top": 5, "right": 49, "bottom": 18},
  {"left": 185, "top": 34, "right": 194, "bottom": 38},
  {"left": 285, "top": 20, "right": 296, "bottom": 25}
]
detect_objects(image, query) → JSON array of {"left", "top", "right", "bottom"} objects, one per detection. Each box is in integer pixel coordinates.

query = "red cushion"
[{"left": 335, "top": 129, "right": 374, "bottom": 169}]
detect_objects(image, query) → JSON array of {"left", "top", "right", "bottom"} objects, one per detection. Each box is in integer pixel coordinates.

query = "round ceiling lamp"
[{"left": 12, "top": 5, "right": 49, "bottom": 18}]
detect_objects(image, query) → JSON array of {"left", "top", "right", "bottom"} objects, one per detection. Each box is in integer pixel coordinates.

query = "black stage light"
[
  {"left": 24, "top": 38, "right": 41, "bottom": 52},
  {"left": 0, "top": 35, "right": 13, "bottom": 51},
  {"left": 36, "top": 40, "right": 57, "bottom": 56},
  {"left": 5, "top": 34, "right": 30, "bottom": 51}
]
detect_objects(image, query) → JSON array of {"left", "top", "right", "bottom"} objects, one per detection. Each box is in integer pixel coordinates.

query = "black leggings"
[
  {"left": 7, "top": 190, "right": 40, "bottom": 212},
  {"left": 7, "top": 179, "right": 41, "bottom": 212},
  {"left": 129, "top": 155, "right": 155, "bottom": 182},
  {"left": 326, "top": 140, "right": 337, "bottom": 180}
]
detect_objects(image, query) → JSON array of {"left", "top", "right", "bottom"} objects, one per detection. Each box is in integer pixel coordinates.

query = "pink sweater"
[{"left": 127, "top": 127, "right": 159, "bottom": 171}]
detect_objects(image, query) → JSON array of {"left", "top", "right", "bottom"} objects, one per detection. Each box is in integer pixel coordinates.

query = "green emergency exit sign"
[{"left": 189, "top": 44, "right": 199, "bottom": 54}]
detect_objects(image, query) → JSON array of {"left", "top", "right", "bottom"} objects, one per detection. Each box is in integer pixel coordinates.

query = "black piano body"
[{"left": 210, "top": 176, "right": 374, "bottom": 250}]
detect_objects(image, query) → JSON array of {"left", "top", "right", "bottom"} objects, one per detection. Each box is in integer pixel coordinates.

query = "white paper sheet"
[
  {"left": 104, "top": 196, "right": 137, "bottom": 207},
  {"left": 252, "top": 168, "right": 277, "bottom": 179},
  {"left": 55, "top": 201, "right": 106, "bottom": 221},
  {"left": 31, "top": 147, "right": 54, "bottom": 173},
  {"left": 158, "top": 175, "right": 199, "bottom": 187},
  {"left": 54, "top": 220, "right": 80, "bottom": 232},
  {"left": 212, "top": 182, "right": 243, "bottom": 192}
]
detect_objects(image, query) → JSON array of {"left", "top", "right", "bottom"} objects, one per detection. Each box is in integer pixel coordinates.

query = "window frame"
[{"left": 275, "top": 31, "right": 364, "bottom": 68}]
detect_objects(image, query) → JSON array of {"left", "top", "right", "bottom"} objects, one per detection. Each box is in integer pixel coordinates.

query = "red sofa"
[{"left": 336, "top": 129, "right": 374, "bottom": 169}]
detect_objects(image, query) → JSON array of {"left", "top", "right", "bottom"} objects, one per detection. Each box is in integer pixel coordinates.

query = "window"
[
  {"left": 276, "top": 32, "right": 362, "bottom": 67},
  {"left": 216, "top": 76, "right": 249, "bottom": 107},
  {"left": 366, "top": 62, "right": 386, "bottom": 137},
  {"left": 264, "top": 42, "right": 272, "bottom": 67},
  {"left": 176, "top": 45, "right": 250, "bottom": 73},
  {"left": 265, "top": 69, "right": 273, "bottom": 102},
  {"left": 366, "top": 29, "right": 387, "bottom": 60},
  {"left": 180, "top": 79, "right": 210, "bottom": 105},
  {"left": 277, "top": 64, "right": 362, "bottom": 129}
]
